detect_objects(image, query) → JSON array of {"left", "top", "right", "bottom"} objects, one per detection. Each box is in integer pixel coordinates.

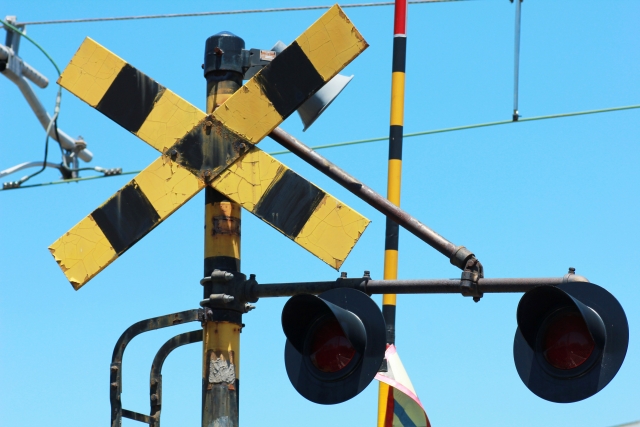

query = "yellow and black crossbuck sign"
[{"left": 49, "top": 5, "right": 371, "bottom": 290}]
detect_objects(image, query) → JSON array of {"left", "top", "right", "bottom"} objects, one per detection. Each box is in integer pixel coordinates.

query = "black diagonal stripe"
[
  {"left": 254, "top": 169, "right": 325, "bottom": 238},
  {"left": 96, "top": 64, "right": 165, "bottom": 133},
  {"left": 91, "top": 182, "right": 160, "bottom": 255},
  {"left": 254, "top": 41, "right": 324, "bottom": 119}
]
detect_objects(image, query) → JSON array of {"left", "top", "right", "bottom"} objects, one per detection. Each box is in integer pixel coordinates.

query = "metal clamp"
[
  {"left": 200, "top": 269, "right": 234, "bottom": 285},
  {"left": 200, "top": 294, "right": 235, "bottom": 307},
  {"left": 460, "top": 257, "right": 484, "bottom": 302},
  {"left": 562, "top": 267, "right": 589, "bottom": 283}
]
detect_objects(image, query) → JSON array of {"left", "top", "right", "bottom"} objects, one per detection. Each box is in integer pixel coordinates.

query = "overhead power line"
[
  {"left": 270, "top": 104, "right": 640, "bottom": 155},
  {"left": 16, "top": 0, "right": 467, "bottom": 26},
  {"left": 3, "top": 103, "right": 637, "bottom": 191}
]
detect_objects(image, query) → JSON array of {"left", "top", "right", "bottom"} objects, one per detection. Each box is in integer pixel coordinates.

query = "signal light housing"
[
  {"left": 513, "top": 282, "right": 628, "bottom": 403},
  {"left": 281, "top": 288, "right": 386, "bottom": 404}
]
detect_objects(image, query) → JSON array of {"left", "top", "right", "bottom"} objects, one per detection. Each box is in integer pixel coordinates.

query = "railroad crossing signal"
[
  {"left": 281, "top": 288, "right": 386, "bottom": 404},
  {"left": 513, "top": 282, "right": 629, "bottom": 403},
  {"left": 48, "top": 5, "right": 370, "bottom": 289},
  {"left": 44, "top": 4, "right": 630, "bottom": 425}
]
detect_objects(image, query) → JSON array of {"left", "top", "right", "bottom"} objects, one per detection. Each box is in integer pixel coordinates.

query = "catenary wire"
[
  {"left": 15, "top": 1, "right": 468, "bottom": 26},
  {"left": 269, "top": 104, "right": 640, "bottom": 154},
  {"left": 3, "top": 103, "right": 637, "bottom": 191}
]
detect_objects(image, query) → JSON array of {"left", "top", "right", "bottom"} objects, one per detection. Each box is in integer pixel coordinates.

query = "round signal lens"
[
  {"left": 309, "top": 318, "right": 356, "bottom": 373},
  {"left": 543, "top": 312, "right": 595, "bottom": 370}
]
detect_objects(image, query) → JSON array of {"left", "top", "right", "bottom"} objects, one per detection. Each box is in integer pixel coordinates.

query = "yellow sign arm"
[{"left": 211, "top": 147, "right": 369, "bottom": 270}]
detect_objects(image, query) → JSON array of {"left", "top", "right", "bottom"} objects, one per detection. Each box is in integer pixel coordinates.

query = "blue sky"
[{"left": 1, "top": 1, "right": 639, "bottom": 426}]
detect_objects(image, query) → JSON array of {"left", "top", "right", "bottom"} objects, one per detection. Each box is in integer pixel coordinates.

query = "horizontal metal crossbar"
[
  {"left": 253, "top": 274, "right": 589, "bottom": 299},
  {"left": 122, "top": 410, "right": 152, "bottom": 424}
]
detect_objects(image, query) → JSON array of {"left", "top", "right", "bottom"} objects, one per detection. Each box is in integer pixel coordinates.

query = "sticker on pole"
[{"left": 376, "top": 345, "right": 431, "bottom": 427}]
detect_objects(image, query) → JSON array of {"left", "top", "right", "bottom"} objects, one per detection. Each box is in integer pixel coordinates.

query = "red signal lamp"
[
  {"left": 513, "top": 282, "right": 628, "bottom": 403},
  {"left": 309, "top": 317, "right": 357, "bottom": 372},
  {"left": 542, "top": 311, "right": 595, "bottom": 370},
  {"left": 281, "top": 288, "right": 386, "bottom": 404}
]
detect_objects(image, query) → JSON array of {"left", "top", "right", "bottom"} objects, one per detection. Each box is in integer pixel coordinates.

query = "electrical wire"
[
  {"left": 1, "top": 18, "right": 65, "bottom": 186},
  {"left": 5, "top": 171, "right": 140, "bottom": 190},
  {"left": 15, "top": 0, "right": 467, "bottom": 26},
  {"left": 0, "top": 19, "right": 61, "bottom": 75},
  {"left": 9, "top": 90, "right": 62, "bottom": 186},
  {"left": 3, "top": 103, "right": 637, "bottom": 191},
  {"left": 269, "top": 104, "right": 640, "bottom": 154}
]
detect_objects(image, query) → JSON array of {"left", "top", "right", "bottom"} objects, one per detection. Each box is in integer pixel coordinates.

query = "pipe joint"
[
  {"left": 450, "top": 246, "right": 475, "bottom": 270},
  {"left": 460, "top": 256, "right": 484, "bottom": 302}
]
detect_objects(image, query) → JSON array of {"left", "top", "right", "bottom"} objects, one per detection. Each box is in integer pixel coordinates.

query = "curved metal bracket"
[
  {"left": 149, "top": 330, "right": 203, "bottom": 427},
  {"left": 110, "top": 309, "right": 202, "bottom": 427}
]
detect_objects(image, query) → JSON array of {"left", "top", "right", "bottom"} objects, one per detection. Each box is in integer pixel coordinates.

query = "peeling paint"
[
  {"left": 208, "top": 354, "right": 236, "bottom": 385},
  {"left": 48, "top": 215, "right": 117, "bottom": 290},
  {"left": 204, "top": 201, "right": 241, "bottom": 260}
]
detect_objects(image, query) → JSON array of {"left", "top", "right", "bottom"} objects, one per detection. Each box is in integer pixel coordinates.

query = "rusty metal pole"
[
  {"left": 202, "top": 32, "right": 244, "bottom": 427},
  {"left": 268, "top": 128, "right": 476, "bottom": 271}
]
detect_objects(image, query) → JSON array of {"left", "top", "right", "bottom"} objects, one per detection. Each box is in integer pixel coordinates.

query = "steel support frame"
[
  {"left": 150, "top": 330, "right": 204, "bottom": 427},
  {"left": 110, "top": 309, "right": 202, "bottom": 427}
]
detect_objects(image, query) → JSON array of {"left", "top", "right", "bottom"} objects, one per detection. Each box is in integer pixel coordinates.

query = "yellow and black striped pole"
[
  {"left": 201, "top": 32, "right": 244, "bottom": 427},
  {"left": 378, "top": 1, "right": 408, "bottom": 425}
]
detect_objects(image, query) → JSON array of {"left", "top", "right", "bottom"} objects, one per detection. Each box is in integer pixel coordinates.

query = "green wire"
[
  {"left": 270, "top": 104, "right": 640, "bottom": 155},
  {"left": 5, "top": 171, "right": 139, "bottom": 190},
  {"left": 1, "top": 19, "right": 66, "bottom": 186},
  {"left": 1, "top": 18, "right": 61, "bottom": 75},
  {"left": 3, "top": 105, "right": 638, "bottom": 191}
]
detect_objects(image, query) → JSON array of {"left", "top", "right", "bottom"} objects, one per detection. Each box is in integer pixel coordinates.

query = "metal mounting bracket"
[{"left": 110, "top": 309, "right": 202, "bottom": 427}]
